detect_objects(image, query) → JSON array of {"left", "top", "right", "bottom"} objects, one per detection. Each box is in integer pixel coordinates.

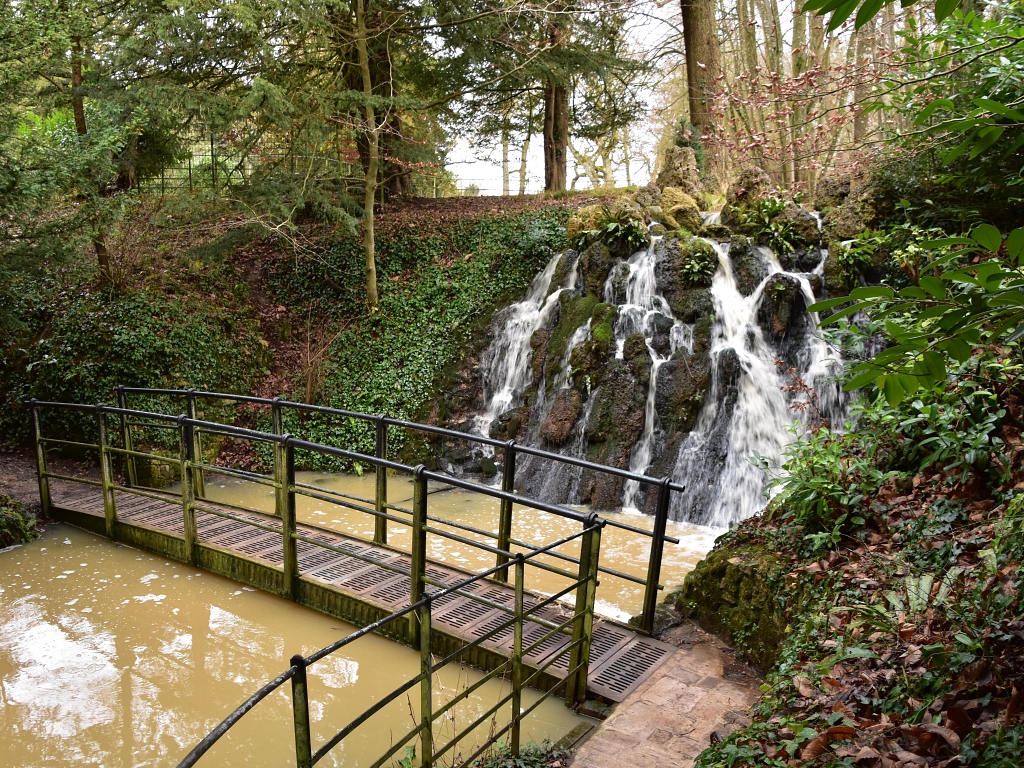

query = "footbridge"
[{"left": 28, "top": 388, "right": 688, "bottom": 768}]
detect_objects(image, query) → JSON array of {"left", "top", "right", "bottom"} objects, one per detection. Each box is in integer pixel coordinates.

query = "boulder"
[
  {"left": 673, "top": 287, "right": 714, "bottom": 323},
  {"left": 623, "top": 333, "right": 651, "bottom": 387},
  {"left": 813, "top": 174, "right": 851, "bottom": 211},
  {"left": 730, "top": 236, "right": 770, "bottom": 297},
  {"left": 647, "top": 205, "right": 665, "bottom": 222},
  {"left": 699, "top": 222, "right": 732, "bottom": 241},
  {"left": 780, "top": 249, "right": 824, "bottom": 273},
  {"left": 578, "top": 241, "right": 615, "bottom": 298},
  {"left": 656, "top": 350, "right": 712, "bottom": 437},
  {"left": 726, "top": 167, "right": 774, "bottom": 208},
  {"left": 822, "top": 178, "right": 891, "bottom": 242},
  {"left": 489, "top": 407, "right": 529, "bottom": 441},
  {"left": 539, "top": 389, "right": 584, "bottom": 446},
  {"left": 649, "top": 313, "right": 675, "bottom": 357},
  {"left": 757, "top": 273, "right": 805, "bottom": 341},
  {"left": 634, "top": 183, "right": 662, "bottom": 208},
  {"left": 546, "top": 251, "right": 578, "bottom": 297},
  {"left": 530, "top": 329, "right": 549, "bottom": 387},
  {"left": 660, "top": 187, "right": 703, "bottom": 233},
  {"left": 565, "top": 204, "right": 605, "bottom": 244},
  {"left": 771, "top": 204, "right": 820, "bottom": 245},
  {"left": 656, "top": 146, "right": 700, "bottom": 194}
]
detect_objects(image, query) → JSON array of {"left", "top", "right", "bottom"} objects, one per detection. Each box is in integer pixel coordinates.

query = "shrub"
[{"left": 0, "top": 494, "right": 38, "bottom": 547}]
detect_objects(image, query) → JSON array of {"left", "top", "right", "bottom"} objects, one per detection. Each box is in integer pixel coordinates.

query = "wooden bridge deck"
[{"left": 49, "top": 482, "right": 673, "bottom": 704}]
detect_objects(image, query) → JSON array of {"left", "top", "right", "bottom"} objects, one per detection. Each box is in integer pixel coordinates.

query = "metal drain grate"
[
  {"left": 587, "top": 636, "right": 674, "bottom": 700},
  {"left": 308, "top": 558, "right": 372, "bottom": 584},
  {"left": 344, "top": 566, "right": 398, "bottom": 594},
  {"left": 433, "top": 598, "right": 494, "bottom": 632},
  {"left": 365, "top": 576, "right": 412, "bottom": 608},
  {"left": 297, "top": 544, "right": 341, "bottom": 571}
]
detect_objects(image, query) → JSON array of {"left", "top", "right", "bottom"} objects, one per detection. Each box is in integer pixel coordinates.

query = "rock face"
[
  {"left": 578, "top": 241, "right": 615, "bottom": 297},
  {"left": 813, "top": 174, "right": 851, "bottom": 211},
  {"left": 656, "top": 146, "right": 701, "bottom": 198},
  {"left": 757, "top": 274, "right": 805, "bottom": 341},
  {"left": 540, "top": 389, "right": 583, "bottom": 445},
  {"left": 565, "top": 204, "right": 604, "bottom": 244},
  {"left": 634, "top": 183, "right": 662, "bottom": 208},
  {"left": 581, "top": 353, "right": 650, "bottom": 508},
  {"left": 721, "top": 167, "right": 776, "bottom": 231},
  {"left": 660, "top": 187, "right": 703, "bottom": 233},
  {"left": 771, "top": 204, "right": 820, "bottom": 246},
  {"left": 730, "top": 236, "right": 770, "bottom": 297},
  {"left": 822, "top": 177, "right": 891, "bottom": 241}
]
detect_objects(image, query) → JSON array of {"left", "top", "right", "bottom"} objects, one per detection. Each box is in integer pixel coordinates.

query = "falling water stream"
[{"left": 474, "top": 222, "right": 846, "bottom": 528}]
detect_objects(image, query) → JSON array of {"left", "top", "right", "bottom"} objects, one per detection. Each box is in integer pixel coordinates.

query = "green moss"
[
  {"left": 545, "top": 294, "right": 598, "bottom": 390},
  {"left": 669, "top": 533, "right": 794, "bottom": 671},
  {"left": 676, "top": 237, "right": 719, "bottom": 288},
  {"left": 0, "top": 494, "right": 38, "bottom": 547}
]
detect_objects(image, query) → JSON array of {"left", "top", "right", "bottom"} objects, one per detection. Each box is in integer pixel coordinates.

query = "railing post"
[
  {"left": 419, "top": 598, "right": 434, "bottom": 768},
  {"left": 279, "top": 437, "right": 299, "bottom": 600},
  {"left": 640, "top": 479, "right": 671, "bottom": 636},
  {"left": 494, "top": 440, "right": 516, "bottom": 582},
  {"left": 289, "top": 654, "right": 313, "bottom": 768},
  {"left": 410, "top": 466, "right": 428, "bottom": 638},
  {"left": 566, "top": 517, "right": 601, "bottom": 708},
  {"left": 185, "top": 389, "right": 206, "bottom": 499},
  {"left": 511, "top": 555, "right": 525, "bottom": 756},
  {"left": 96, "top": 406, "right": 117, "bottom": 540},
  {"left": 179, "top": 416, "right": 198, "bottom": 564},
  {"left": 116, "top": 386, "right": 137, "bottom": 487},
  {"left": 271, "top": 398, "right": 284, "bottom": 519},
  {"left": 374, "top": 415, "right": 388, "bottom": 545},
  {"left": 29, "top": 400, "right": 52, "bottom": 518}
]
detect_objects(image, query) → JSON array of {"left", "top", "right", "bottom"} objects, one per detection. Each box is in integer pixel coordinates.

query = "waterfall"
[
  {"left": 474, "top": 251, "right": 578, "bottom": 439},
  {"left": 473, "top": 225, "right": 846, "bottom": 526}
]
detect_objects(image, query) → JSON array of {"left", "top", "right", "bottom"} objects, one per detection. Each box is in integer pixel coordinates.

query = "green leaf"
[
  {"left": 973, "top": 98, "right": 1024, "bottom": 122},
  {"left": 971, "top": 223, "right": 1002, "bottom": 253},
  {"left": 828, "top": 0, "right": 861, "bottom": 31},
  {"left": 1007, "top": 228, "right": 1024, "bottom": 264},
  {"left": 915, "top": 98, "right": 955, "bottom": 125},
  {"left": 1000, "top": 133, "right": 1024, "bottom": 160},
  {"left": 970, "top": 126, "right": 1005, "bottom": 158},
  {"left": 881, "top": 374, "right": 905, "bottom": 407},
  {"left": 807, "top": 296, "right": 853, "bottom": 312},
  {"left": 942, "top": 337, "right": 973, "bottom": 362},
  {"left": 921, "top": 236, "right": 974, "bottom": 249},
  {"left": 855, "top": 0, "right": 886, "bottom": 28},
  {"left": 850, "top": 286, "right": 895, "bottom": 300},
  {"left": 817, "top": 302, "right": 870, "bottom": 326},
  {"left": 942, "top": 135, "right": 973, "bottom": 165},
  {"left": 844, "top": 368, "right": 881, "bottom": 391},
  {"left": 923, "top": 350, "right": 945, "bottom": 380},
  {"left": 918, "top": 276, "right": 947, "bottom": 299},
  {"left": 897, "top": 373, "right": 920, "bottom": 394},
  {"left": 935, "top": 0, "right": 961, "bottom": 22}
]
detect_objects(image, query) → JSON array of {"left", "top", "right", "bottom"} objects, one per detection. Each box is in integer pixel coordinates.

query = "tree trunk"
[
  {"left": 502, "top": 126, "right": 510, "bottom": 195},
  {"left": 71, "top": 36, "right": 110, "bottom": 286},
  {"left": 356, "top": 0, "right": 379, "bottom": 311},
  {"left": 679, "top": 0, "right": 722, "bottom": 145},
  {"left": 853, "top": 20, "right": 874, "bottom": 145},
  {"left": 543, "top": 78, "right": 568, "bottom": 191}
]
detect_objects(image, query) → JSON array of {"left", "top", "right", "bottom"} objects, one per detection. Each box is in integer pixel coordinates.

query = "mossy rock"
[
  {"left": 667, "top": 536, "right": 790, "bottom": 672},
  {"left": 660, "top": 188, "right": 703, "bottom": 233},
  {"left": 568, "top": 303, "right": 617, "bottom": 393},
  {"left": 565, "top": 204, "right": 605, "bottom": 244},
  {"left": 673, "top": 287, "right": 714, "bottom": 323},
  {"left": 530, "top": 329, "right": 549, "bottom": 387},
  {"left": 489, "top": 407, "right": 529, "bottom": 441},
  {"left": 757, "top": 273, "right": 805, "bottom": 341},
  {"left": 771, "top": 204, "right": 820, "bottom": 245},
  {"left": 545, "top": 295, "right": 598, "bottom": 391},
  {"left": 677, "top": 237, "right": 719, "bottom": 288},
  {"left": 545, "top": 251, "right": 578, "bottom": 297},
  {"left": 578, "top": 241, "right": 616, "bottom": 298},
  {"left": 655, "top": 350, "right": 711, "bottom": 437},
  {"left": 730, "top": 236, "right": 770, "bottom": 297},
  {"left": 623, "top": 333, "right": 651, "bottom": 387},
  {"left": 699, "top": 222, "right": 732, "bottom": 240}
]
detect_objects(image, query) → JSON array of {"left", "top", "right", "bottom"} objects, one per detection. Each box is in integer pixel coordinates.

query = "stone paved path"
[{"left": 571, "top": 624, "right": 762, "bottom": 768}]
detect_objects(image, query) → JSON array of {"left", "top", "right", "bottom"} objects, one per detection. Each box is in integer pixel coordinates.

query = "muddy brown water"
[
  {"left": 0, "top": 473, "right": 722, "bottom": 767},
  {"left": 199, "top": 472, "right": 722, "bottom": 622}
]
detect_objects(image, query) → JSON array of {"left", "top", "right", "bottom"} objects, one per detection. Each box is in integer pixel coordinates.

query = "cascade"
[
  {"left": 474, "top": 251, "right": 580, "bottom": 440},
  {"left": 473, "top": 223, "right": 846, "bottom": 527}
]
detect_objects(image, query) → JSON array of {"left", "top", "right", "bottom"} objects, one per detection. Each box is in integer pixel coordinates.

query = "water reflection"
[{"left": 0, "top": 526, "right": 584, "bottom": 767}]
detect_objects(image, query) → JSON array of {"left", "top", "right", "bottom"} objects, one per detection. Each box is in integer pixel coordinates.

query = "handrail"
[
  {"left": 115, "top": 386, "right": 685, "bottom": 493},
  {"left": 32, "top": 395, "right": 676, "bottom": 636},
  {"left": 29, "top": 397, "right": 624, "bottom": 767}
]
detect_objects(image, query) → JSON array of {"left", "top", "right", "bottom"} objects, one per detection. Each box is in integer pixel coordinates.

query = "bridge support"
[
  {"left": 97, "top": 406, "right": 117, "bottom": 540},
  {"left": 290, "top": 654, "right": 313, "bottom": 768},
  {"left": 29, "top": 400, "right": 52, "bottom": 519},
  {"left": 374, "top": 415, "right": 388, "bottom": 545},
  {"left": 180, "top": 417, "right": 198, "bottom": 564},
  {"left": 567, "top": 520, "right": 601, "bottom": 708},
  {"left": 494, "top": 440, "right": 516, "bottom": 583},
  {"left": 279, "top": 437, "right": 299, "bottom": 600},
  {"left": 640, "top": 478, "right": 672, "bottom": 635}
]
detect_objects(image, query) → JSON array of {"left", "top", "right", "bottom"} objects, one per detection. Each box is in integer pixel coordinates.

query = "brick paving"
[{"left": 571, "top": 624, "right": 762, "bottom": 768}]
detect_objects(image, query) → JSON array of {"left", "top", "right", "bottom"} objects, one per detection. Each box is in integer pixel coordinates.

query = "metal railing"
[
  {"left": 112, "top": 386, "right": 683, "bottom": 634},
  {"left": 29, "top": 398, "right": 607, "bottom": 767}
]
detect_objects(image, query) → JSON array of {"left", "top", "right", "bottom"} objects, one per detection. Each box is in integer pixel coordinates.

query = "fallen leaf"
[{"left": 919, "top": 723, "right": 961, "bottom": 752}]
